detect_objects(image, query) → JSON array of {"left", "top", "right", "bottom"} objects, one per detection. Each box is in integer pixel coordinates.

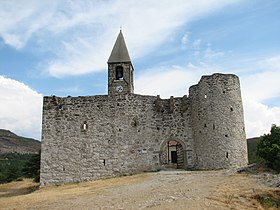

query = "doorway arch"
[{"left": 159, "top": 138, "right": 187, "bottom": 169}]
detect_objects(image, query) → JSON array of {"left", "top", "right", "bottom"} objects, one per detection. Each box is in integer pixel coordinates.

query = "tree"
[
  {"left": 22, "top": 151, "right": 41, "bottom": 182},
  {"left": 257, "top": 124, "right": 280, "bottom": 172},
  {"left": 6, "top": 161, "right": 22, "bottom": 182},
  {"left": 0, "top": 153, "right": 40, "bottom": 184}
]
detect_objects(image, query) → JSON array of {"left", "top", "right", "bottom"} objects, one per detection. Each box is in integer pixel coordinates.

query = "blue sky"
[{"left": 0, "top": 0, "right": 280, "bottom": 139}]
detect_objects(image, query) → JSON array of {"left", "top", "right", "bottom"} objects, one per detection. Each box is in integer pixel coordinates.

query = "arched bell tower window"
[{"left": 115, "top": 66, "right": 123, "bottom": 80}]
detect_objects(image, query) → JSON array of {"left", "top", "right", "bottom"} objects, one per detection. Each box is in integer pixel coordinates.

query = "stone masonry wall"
[
  {"left": 108, "top": 63, "right": 134, "bottom": 95},
  {"left": 40, "top": 94, "right": 194, "bottom": 186},
  {"left": 40, "top": 73, "right": 248, "bottom": 186},
  {"left": 189, "top": 73, "right": 248, "bottom": 169}
]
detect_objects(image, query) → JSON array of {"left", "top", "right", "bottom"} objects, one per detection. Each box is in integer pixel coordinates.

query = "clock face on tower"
[{"left": 116, "top": 85, "right": 123, "bottom": 93}]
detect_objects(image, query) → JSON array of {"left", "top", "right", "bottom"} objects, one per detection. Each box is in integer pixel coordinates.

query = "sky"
[{"left": 0, "top": 0, "right": 280, "bottom": 140}]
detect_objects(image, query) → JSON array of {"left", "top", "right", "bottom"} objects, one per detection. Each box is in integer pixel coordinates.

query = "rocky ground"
[{"left": 0, "top": 169, "right": 279, "bottom": 210}]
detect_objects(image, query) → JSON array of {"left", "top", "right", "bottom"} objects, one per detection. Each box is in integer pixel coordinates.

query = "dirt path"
[{"left": 0, "top": 170, "right": 276, "bottom": 209}]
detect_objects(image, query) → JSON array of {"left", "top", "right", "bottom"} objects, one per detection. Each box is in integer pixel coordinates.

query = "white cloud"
[
  {"left": 0, "top": 0, "right": 241, "bottom": 77},
  {"left": 0, "top": 75, "right": 43, "bottom": 139},
  {"left": 135, "top": 54, "right": 280, "bottom": 138},
  {"left": 135, "top": 63, "right": 219, "bottom": 98},
  {"left": 181, "top": 32, "right": 190, "bottom": 49},
  {"left": 243, "top": 100, "right": 280, "bottom": 138},
  {"left": 241, "top": 55, "right": 280, "bottom": 137},
  {"left": 241, "top": 55, "right": 280, "bottom": 104},
  {"left": 204, "top": 44, "right": 225, "bottom": 59},
  {"left": 46, "top": 36, "right": 110, "bottom": 77},
  {"left": 241, "top": 69, "right": 280, "bottom": 102},
  {"left": 0, "top": 1, "right": 58, "bottom": 49},
  {"left": 181, "top": 36, "right": 225, "bottom": 60},
  {"left": 259, "top": 55, "right": 280, "bottom": 69}
]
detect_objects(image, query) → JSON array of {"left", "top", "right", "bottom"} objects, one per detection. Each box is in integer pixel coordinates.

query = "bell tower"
[{"left": 108, "top": 30, "right": 134, "bottom": 95}]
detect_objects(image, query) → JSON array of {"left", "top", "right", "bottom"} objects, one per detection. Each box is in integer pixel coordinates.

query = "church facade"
[{"left": 40, "top": 31, "right": 248, "bottom": 186}]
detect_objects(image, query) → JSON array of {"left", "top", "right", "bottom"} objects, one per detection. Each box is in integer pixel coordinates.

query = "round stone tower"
[{"left": 189, "top": 73, "right": 248, "bottom": 169}]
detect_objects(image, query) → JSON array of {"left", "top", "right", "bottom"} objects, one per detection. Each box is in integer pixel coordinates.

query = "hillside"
[{"left": 0, "top": 129, "right": 40, "bottom": 154}]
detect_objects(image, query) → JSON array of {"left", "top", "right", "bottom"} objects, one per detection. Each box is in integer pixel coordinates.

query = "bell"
[{"left": 116, "top": 69, "right": 123, "bottom": 80}]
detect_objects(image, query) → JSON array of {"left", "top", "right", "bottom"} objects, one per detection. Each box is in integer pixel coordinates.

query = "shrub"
[
  {"left": 23, "top": 152, "right": 41, "bottom": 182},
  {"left": 257, "top": 125, "right": 280, "bottom": 172}
]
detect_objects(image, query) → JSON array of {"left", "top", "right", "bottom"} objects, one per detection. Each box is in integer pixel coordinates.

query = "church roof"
[{"left": 108, "top": 30, "right": 131, "bottom": 63}]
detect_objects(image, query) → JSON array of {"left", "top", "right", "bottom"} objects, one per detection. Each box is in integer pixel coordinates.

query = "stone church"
[{"left": 40, "top": 31, "right": 248, "bottom": 186}]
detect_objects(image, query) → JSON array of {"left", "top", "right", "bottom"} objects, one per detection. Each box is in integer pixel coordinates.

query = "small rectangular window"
[{"left": 82, "top": 121, "right": 88, "bottom": 131}]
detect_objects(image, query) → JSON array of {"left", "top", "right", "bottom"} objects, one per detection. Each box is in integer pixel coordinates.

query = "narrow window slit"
[{"left": 82, "top": 121, "right": 88, "bottom": 131}]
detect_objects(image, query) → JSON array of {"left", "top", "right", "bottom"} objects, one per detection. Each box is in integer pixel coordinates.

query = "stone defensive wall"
[
  {"left": 40, "top": 73, "right": 248, "bottom": 186},
  {"left": 40, "top": 93, "right": 195, "bottom": 185}
]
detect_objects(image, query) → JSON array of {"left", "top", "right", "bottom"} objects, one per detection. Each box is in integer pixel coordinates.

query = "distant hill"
[{"left": 0, "top": 129, "right": 40, "bottom": 154}]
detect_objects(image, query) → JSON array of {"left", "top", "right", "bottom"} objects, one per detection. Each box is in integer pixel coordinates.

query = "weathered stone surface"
[
  {"left": 40, "top": 31, "right": 248, "bottom": 186},
  {"left": 189, "top": 74, "right": 247, "bottom": 169},
  {"left": 40, "top": 73, "right": 247, "bottom": 186}
]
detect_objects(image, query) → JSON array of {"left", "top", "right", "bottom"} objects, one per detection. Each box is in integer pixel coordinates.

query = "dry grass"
[
  {"left": 0, "top": 179, "right": 38, "bottom": 198},
  {"left": 0, "top": 173, "right": 149, "bottom": 210},
  {"left": 0, "top": 171, "right": 279, "bottom": 210},
  {"left": 212, "top": 174, "right": 280, "bottom": 210},
  {"left": 245, "top": 189, "right": 280, "bottom": 210}
]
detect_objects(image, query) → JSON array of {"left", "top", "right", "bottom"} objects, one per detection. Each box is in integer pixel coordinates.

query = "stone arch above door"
[{"left": 159, "top": 138, "right": 187, "bottom": 169}]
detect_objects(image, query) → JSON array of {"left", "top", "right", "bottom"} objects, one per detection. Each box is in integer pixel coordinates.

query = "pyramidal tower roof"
[{"left": 108, "top": 30, "right": 131, "bottom": 63}]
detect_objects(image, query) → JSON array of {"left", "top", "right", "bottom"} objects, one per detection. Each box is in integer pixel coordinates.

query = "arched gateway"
[{"left": 159, "top": 139, "right": 187, "bottom": 169}]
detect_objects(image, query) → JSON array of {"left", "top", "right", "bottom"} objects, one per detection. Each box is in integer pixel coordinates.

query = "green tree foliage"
[
  {"left": 257, "top": 124, "right": 280, "bottom": 172},
  {"left": 247, "top": 137, "right": 262, "bottom": 164},
  {"left": 0, "top": 152, "right": 41, "bottom": 184},
  {"left": 22, "top": 151, "right": 41, "bottom": 182}
]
